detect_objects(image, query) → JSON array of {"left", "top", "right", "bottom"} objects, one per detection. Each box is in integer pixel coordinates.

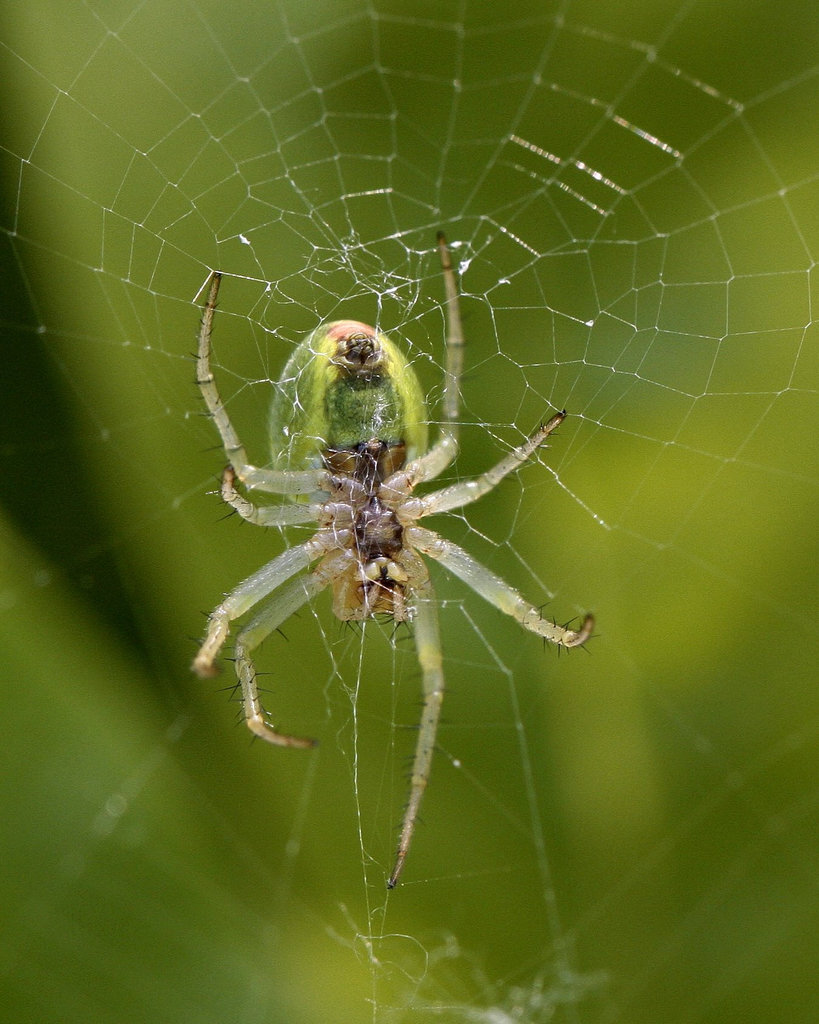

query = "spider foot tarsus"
[
  {"left": 542, "top": 409, "right": 567, "bottom": 432},
  {"left": 562, "top": 612, "right": 595, "bottom": 648},
  {"left": 192, "top": 649, "right": 221, "bottom": 678},
  {"left": 192, "top": 618, "right": 229, "bottom": 678},
  {"left": 245, "top": 711, "right": 317, "bottom": 749}
]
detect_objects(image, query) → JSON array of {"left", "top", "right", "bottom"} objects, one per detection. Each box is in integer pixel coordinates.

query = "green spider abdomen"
[
  {"left": 325, "top": 374, "right": 403, "bottom": 450},
  {"left": 270, "top": 320, "right": 428, "bottom": 471}
]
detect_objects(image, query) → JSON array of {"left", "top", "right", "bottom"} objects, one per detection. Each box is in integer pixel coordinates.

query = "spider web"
[{"left": 1, "top": 1, "right": 817, "bottom": 1021}]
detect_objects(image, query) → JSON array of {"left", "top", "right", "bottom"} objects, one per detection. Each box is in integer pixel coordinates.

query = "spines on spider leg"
[
  {"left": 522, "top": 608, "right": 595, "bottom": 648},
  {"left": 408, "top": 526, "right": 593, "bottom": 651}
]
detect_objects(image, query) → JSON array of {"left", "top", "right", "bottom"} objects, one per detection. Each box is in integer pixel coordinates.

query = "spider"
[{"left": 192, "top": 234, "right": 593, "bottom": 887}]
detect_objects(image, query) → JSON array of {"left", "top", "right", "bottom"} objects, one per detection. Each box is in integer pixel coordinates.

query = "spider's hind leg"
[{"left": 388, "top": 576, "right": 444, "bottom": 888}]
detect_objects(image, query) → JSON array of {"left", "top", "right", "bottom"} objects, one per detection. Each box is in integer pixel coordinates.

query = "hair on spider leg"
[
  {"left": 217, "top": 501, "right": 243, "bottom": 523},
  {"left": 403, "top": 706, "right": 455, "bottom": 738},
  {"left": 388, "top": 618, "right": 415, "bottom": 647},
  {"left": 564, "top": 616, "right": 596, "bottom": 653},
  {"left": 338, "top": 617, "right": 365, "bottom": 639},
  {"left": 222, "top": 661, "right": 313, "bottom": 742},
  {"left": 196, "top": 664, "right": 243, "bottom": 719},
  {"left": 532, "top": 610, "right": 595, "bottom": 657},
  {"left": 366, "top": 612, "right": 414, "bottom": 644},
  {"left": 222, "top": 652, "right": 283, "bottom": 691},
  {"left": 331, "top": 616, "right": 406, "bottom": 656},
  {"left": 187, "top": 615, "right": 229, "bottom": 667},
  {"left": 219, "top": 678, "right": 244, "bottom": 706}
]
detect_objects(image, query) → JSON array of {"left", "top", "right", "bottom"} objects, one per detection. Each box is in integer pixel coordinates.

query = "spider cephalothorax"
[
  {"left": 193, "top": 234, "right": 593, "bottom": 886},
  {"left": 319, "top": 439, "right": 420, "bottom": 621}
]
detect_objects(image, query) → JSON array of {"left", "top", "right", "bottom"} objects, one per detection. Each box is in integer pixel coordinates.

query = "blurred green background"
[{"left": 1, "top": 1, "right": 817, "bottom": 1022}]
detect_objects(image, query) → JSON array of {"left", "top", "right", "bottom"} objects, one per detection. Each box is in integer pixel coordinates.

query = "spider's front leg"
[
  {"left": 196, "top": 272, "right": 327, "bottom": 497},
  {"left": 196, "top": 272, "right": 254, "bottom": 478},
  {"left": 417, "top": 410, "right": 567, "bottom": 517},
  {"left": 220, "top": 466, "right": 322, "bottom": 527}
]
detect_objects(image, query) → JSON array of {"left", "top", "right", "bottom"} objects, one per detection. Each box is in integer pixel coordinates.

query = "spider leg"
[
  {"left": 408, "top": 525, "right": 593, "bottom": 647},
  {"left": 388, "top": 575, "right": 444, "bottom": 888},
  {"left": 197, "top": 272, "right": 327, "bottom": 496},
  {"left": 233, "top": 572, "right": 330, "bottom": 748},
  {"left": 419, "top": 411, "right": 566, "bottom": 517},
  {"left": 221, "top": 465, "right": 320, "bottom": 527},
  {"left": 400, "top": 233, "right": 465, "bottom": 485},
  {"left": 438, "top": 232, "right": 464, "bottom": 429},
  {"left": 192, "top": 533, "right": 335, "bottom": 677}
]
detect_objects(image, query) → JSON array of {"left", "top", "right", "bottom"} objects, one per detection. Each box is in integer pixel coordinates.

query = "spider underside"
[{"left": 192, "top": 234, "right": 593, "bottom": 888}]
